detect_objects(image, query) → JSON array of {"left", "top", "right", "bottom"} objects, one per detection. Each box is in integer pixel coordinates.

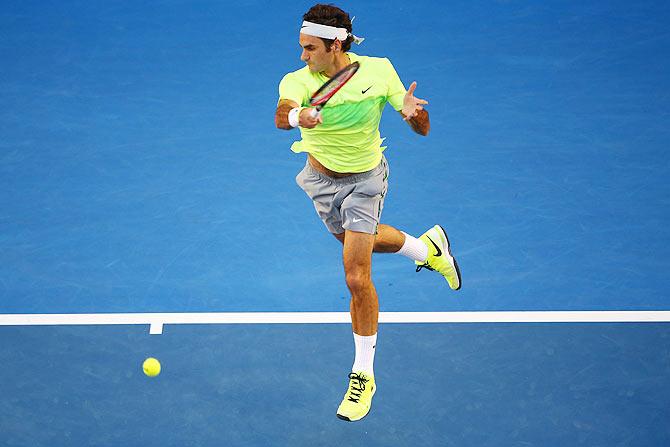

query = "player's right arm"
[
  {"left": 275, "top": 99, "right": 322, "bottom": 130},
  {"left": 275, "top": 99, "right": 299, "bottom": 130}
]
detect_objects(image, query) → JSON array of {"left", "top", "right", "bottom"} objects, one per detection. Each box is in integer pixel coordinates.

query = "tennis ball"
[{"left": 143, "top": 357, "right": 161, "bottom": 377}]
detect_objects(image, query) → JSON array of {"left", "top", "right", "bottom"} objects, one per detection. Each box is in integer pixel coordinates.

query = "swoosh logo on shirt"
[
  {"left": 426, "top": 236, "right": 442, "bottom": 257},
  {"left": 362, "top": 85, "right": 373, "bottom": 94}
]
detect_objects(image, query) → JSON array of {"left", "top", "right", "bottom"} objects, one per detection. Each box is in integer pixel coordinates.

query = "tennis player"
[{"left": 275, "top": 4, "right": 461, "bottom": 422}]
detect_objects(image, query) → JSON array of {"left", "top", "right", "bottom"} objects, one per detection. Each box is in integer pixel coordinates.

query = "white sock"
[
  {"left": 352, "top": 333, "right": 377, "bottom": 377},
  {"left": 396, "top": 231, "right": 428, "bottom": 262}
]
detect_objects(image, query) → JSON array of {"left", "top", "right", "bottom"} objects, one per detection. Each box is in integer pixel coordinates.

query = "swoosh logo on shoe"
[
  {"left": 426, "top": 236, "right": 442, "bottom": 257},
  {"left": 362, "top": 85, "right": 373, "bottom": 94}
]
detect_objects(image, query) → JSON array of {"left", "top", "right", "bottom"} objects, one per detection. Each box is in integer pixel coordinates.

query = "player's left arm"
[{"left": 400, "top": 81, "right": 430, "bottom": 136}]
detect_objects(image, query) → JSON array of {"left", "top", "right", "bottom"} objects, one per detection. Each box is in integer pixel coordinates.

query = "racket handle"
[{"left": 309, "top": 107, "right": 320, "bottom": 119}]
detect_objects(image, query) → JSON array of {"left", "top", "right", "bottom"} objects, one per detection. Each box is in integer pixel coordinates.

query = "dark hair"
[{"left": 303, "top": 4, "right": 353, "bottom": 52}]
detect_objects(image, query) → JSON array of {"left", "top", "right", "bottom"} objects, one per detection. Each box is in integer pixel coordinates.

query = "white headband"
[{"left": 300, "top": 20, "right": 365, "bottom": 45}]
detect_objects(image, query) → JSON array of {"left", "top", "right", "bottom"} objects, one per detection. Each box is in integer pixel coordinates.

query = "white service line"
[{"left": 1, "top": 311, "right": 669, "bottom": 335}]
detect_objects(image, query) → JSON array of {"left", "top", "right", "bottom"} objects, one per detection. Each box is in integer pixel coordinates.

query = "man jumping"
[{"left": 275, "top": 4, "right": 461, "bottom": 422}]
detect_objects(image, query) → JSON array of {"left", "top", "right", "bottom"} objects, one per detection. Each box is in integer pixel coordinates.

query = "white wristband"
[{"left": 288, "top": 107, "right": 303, "bottom": 128}]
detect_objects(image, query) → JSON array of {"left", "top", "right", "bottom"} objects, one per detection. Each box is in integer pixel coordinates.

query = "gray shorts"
[{"left": 295, "top": 156, "right": 389, "bottom": 235}]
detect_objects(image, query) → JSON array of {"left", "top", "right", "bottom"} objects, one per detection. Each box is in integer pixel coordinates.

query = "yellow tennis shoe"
[
  {"left": 336, "top": 372, "right": 376, "bottom": 422},
  {"left": 416, "top": 225, "right": 462, "bottom": 290}
]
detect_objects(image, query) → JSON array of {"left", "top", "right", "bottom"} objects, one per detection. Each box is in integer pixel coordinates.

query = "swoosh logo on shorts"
[
  {"left": 426, "top": 236, "right": 442, "bottom": 257},
  {"left": 352, "top": 217, "right": 364, "bottom": 223}
]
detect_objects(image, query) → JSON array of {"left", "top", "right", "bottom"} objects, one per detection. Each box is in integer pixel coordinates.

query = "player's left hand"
[{"left": 402, "top": 81, "right": 428, "bottom": 120}]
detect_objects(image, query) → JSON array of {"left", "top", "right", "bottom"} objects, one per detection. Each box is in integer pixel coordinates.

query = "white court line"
[{"left": 1, "top": 311, "right": 669, "bottom": 334}]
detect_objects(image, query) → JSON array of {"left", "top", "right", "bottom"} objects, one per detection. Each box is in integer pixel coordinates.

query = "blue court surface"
[{"left": 1, "top": 0, "right": 669, "bottom": 445}]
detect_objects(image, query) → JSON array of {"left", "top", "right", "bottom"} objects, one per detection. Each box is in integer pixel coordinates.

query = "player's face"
[{"left": 299, "top": 34, "right": 335, "bottom": 73}]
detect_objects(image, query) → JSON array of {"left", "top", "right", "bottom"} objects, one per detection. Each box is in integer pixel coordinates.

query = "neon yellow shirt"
[{"left": 278, "top": 52, "right": 406, "bottom": 173}]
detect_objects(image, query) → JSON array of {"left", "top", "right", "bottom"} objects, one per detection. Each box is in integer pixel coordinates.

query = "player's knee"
[{"left": 345, "top": 270, "right": 371, "bottom": 294}]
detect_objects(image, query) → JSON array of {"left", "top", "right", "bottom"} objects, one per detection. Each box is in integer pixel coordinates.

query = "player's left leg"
[
  {"left": 332, "top": 224, "right": 419, "bottom": 253},
  {"left": 332, "top": 224, "right": 461, "bottom": 290},
  {"left": 336, "top": 229, "right": 378, "bottom": 422}
]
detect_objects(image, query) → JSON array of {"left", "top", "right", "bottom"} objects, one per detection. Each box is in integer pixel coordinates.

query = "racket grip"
[{"left": 309, "top": 108, "right": 320, "bottom": 119}]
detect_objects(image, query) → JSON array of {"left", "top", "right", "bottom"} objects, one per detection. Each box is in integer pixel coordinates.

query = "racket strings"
[{"left": 311, "top": 64, "right": 359, "bottom": 105}]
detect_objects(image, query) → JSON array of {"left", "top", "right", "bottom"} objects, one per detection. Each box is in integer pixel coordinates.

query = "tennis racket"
[{"left": 309, "top": 61, "right": 360, "bottom": 118}]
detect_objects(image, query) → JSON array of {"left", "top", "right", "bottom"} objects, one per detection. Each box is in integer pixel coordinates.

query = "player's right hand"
[{"left": 299, "top": 108, "right": 323, "bottom": 128}]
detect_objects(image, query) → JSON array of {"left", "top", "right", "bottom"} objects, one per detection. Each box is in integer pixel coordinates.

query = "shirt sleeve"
[
  {"left": 278, "top": 72, "right": 308, "bottom": 106},
  {"left": 384, "top": 58, "right": 406, "bottom": 112}
]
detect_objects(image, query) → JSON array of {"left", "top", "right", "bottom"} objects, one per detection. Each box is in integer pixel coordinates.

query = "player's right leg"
[{"left": 337, "top": 229, "right": 378, "bottom": 422}]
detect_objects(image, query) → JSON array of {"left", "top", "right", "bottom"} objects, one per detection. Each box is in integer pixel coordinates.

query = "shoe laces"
[
  {"left": 346, "top": 373, "right": 369, "bottom": 403},
  {"left": 416, "top": 262, "right": 435, "bottom": 273}
]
